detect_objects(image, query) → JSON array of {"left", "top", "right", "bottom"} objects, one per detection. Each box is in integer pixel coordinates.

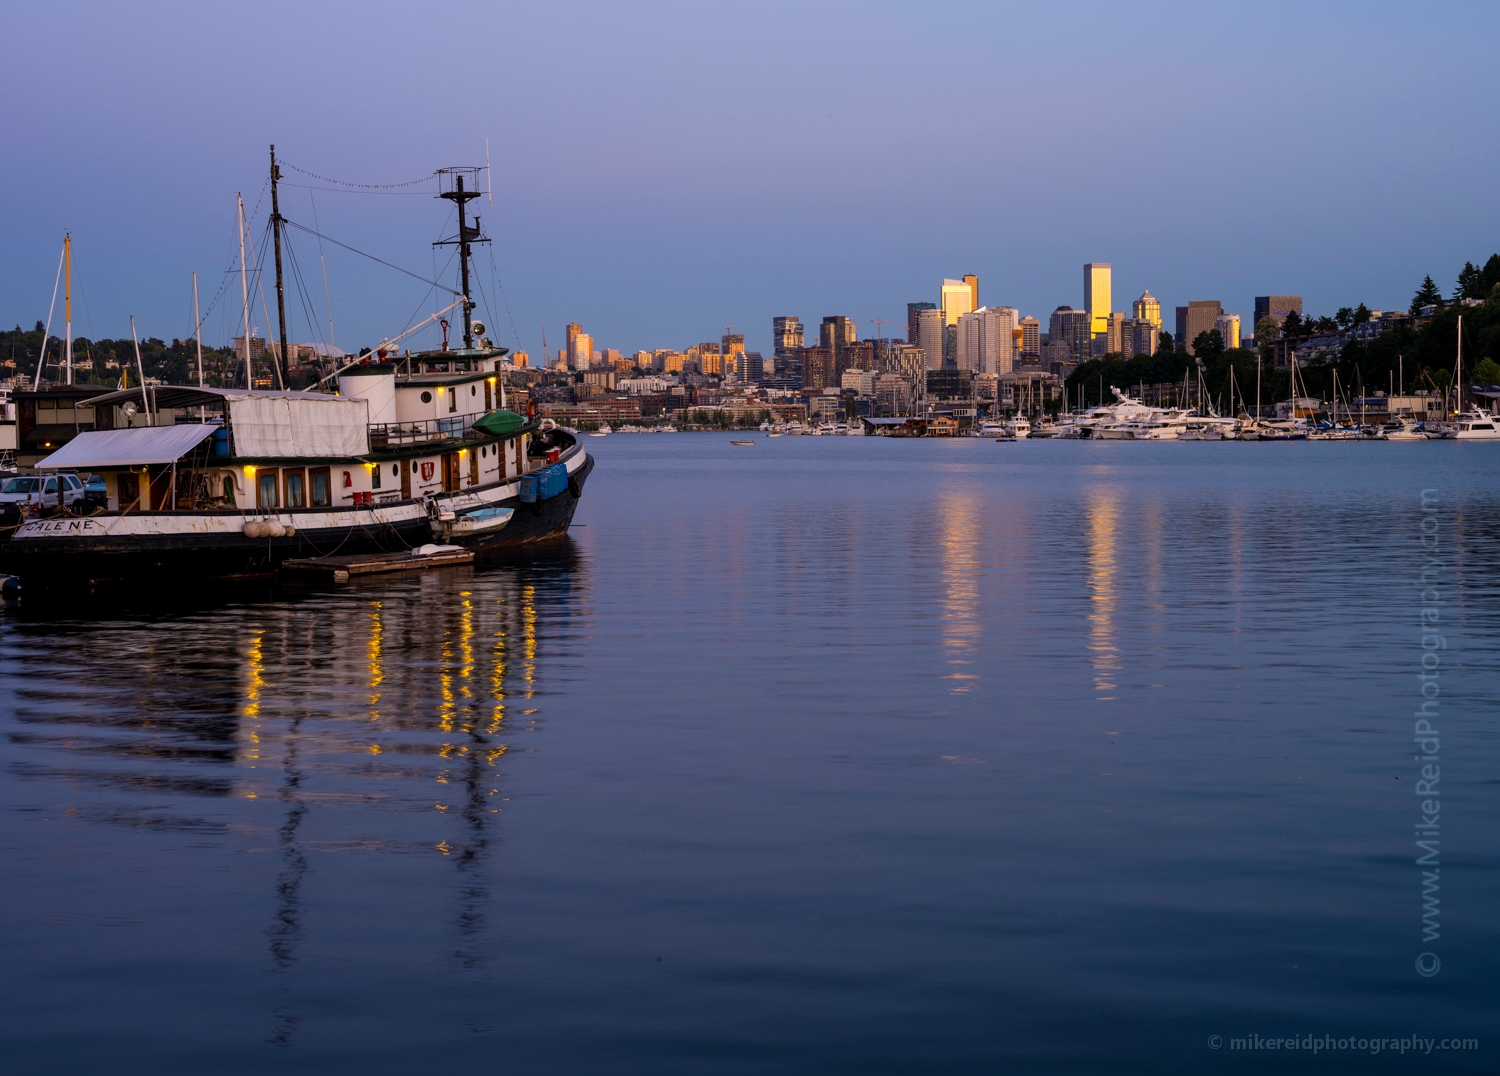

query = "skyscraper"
[
  {"left": 1132, "top": 290, "right": 1162, "bottom": 331},
  {"left": 722, "top": 332, "right": 746, "bottom": 378},
  {"left": 1175, "top": 301, "right": 1224, "bottom": 354},
  {"left": 957, "top": 307, "right": 1018, "bottom": 375},
  {"left": 963, "top": 274, "right": 979, "bottom": 312},
  {"left": 1018, "top": 316, "right": 1041, "bottom": 359},
  {"left": 565, "top": 322, "right": 584, "bottom": 368},
  {"left": 772, "top": 316, "right": 804, "bottom": 356},
  {"left": 1253, "top": 296, "right": 1303, "bottom": 330},
  {"left": 1084, "top": 263, "right": 1112, "bottom": 337},
  {"left": 941, "top": 279, "right": 975, "bottom": 326},
  {"left": 1214, "top": 314, "right": 1241, "bottom": 350},
  {"left": 906, "top": 302, "right": 935, "bottom": 346},
  {"left": 1049, "top": 306, "right": 1093, "bottom": 363},
  {"left": 916, "top": 307, "right": 945, "bottom": 371}
]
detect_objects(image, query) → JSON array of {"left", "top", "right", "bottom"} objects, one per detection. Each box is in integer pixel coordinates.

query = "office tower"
[
  {"left": 907, "top": 302, "right": 936, "bottom": 346},
  {"left": 802, "top": 346, "right": 835, "bottom": 391},
  {"left": 1084, "top": 263, "right": 1112, "bottom": 337},
  {"left": 1124, "top": 319, "right": 1157, "bottom": 358},
  {"left": 573, "top": 333, "right": 594, "bottom": 369},
  {"left": 941, "top": 279, "right": 975, "bottom": 326},
  {"left": 957, "top": 306, "right": 1018, "bottom": 374},
  {"left": 916, "top": 307, "right": 945, "bottom": 371},
  {"left": 1214, "top": 314, "right": 1241, "bottom": 350},
  {"left": 1049, "top": 306, "right": 1093, "bottom": 363},
  {"left": 1105, "top": 311, "right": 1127, "bottom": 355},
  {"left": 722, "top": 332, "right": 746, "bottom": 377},
  {"left": 1132, "top": 290, "right": 1162, "bottom": 331},
  {"left": 1019, "top": 316, "right": 1040, "bottom": 359},
  {"left": 773, "top": 316, "right": 804, "bottom": 357},
  {"left": 844, "top": 340, "right": 875, "bottom": 372},
  {"left": 1176, "top": 301, "right": 1224, "bottom": 353},
  {"left": 963, "top": 274, "right": 979, "bottom": 311},
  {"left": 1253, "top": 295, "right": 1303, "bottom": 329},
  {"left": 565, "top": 322, "right": 583, "bottom": 367},
  {"left": 820, "top": 316, "right": 857, "bottom": 353}
]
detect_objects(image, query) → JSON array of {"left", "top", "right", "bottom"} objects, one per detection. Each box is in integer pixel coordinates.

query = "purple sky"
[{"left": 3, "top": 1, "right": 1498, "bottom": 359}]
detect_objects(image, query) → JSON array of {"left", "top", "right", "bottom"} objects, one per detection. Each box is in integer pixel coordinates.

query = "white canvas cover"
[
  {"left": 228, "top": 395, "right": 369, "bottom": 458},
  {"left": 36, "top": 424, "right": 217, "bottom": 469}
]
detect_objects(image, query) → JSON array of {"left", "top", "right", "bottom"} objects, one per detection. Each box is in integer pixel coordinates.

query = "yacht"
[
  {"left": 1451, "top": 407, "right": 1500, "bottom": 440},
  {"left": 1004, "top": 414, "right": 1032, "bottom": 439}
]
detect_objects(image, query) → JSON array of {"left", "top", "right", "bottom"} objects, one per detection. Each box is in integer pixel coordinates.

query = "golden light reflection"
[
  {"left": 242, "top": 628, "right": 265, "bottom": 766},
  {"left": 1085, "top": 487, "right": 1121, "bottom": 700},
  {"left": 367, "top": 601, "right": 384, "bottom": 721},
  {"left": 938, "top": 493, "right": 982, "bottom": 694}
]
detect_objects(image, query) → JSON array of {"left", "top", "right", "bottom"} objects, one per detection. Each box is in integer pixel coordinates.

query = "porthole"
[
  {"left": 421, "top": 390, "right": 433, "bottom": 404},
  {"left": 471, "top": 385, "right": 477, "bottom": 396},
  {"left": 392, "top": 464, "right": 399, "bottom": 476}
]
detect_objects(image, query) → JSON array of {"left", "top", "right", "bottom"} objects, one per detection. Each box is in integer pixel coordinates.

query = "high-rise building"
[
  {"left": 1176, "top": 301, "right": 1223, "bottom": 354},
  {"left": 956, "top": 306, "right": 1018, "bottom": 374},
  {"left": 565, "top": 322, "right": 583, "bottom": 367},
  {"left": 1018, "top": 316, "right": 1041, "bottom": 359},
  {"left": 941, "top": 279, "right": 974, "bottom": 326},
  {"left": 916, "top": 308, "right": 946, "bottom": 371},
  {"left": 1253, "top": 295, "right": 1303, "bottom": 329},
  {"left": 907, "top": 302, "right": 936, "bottom": 346},
  {"left": 963, "top": 274, "right": 979, "bottom": 312},
  {"left": 1105, "top": 311, "right": 1127, "bottom": 355},
  {"left": 572, "top": 333, "right": 594, "bottom": 369},
  {"left": 801, "top": 346, "right": 835, "bottom": 391},
  {"left": 820, "top": 316, "right": 856, "bottom": 353},
  {"left": 722, "top": 332, "right": 746, "bottom": 377},
  {"left": 773, "top": 316, "right": 804, "bottom": 358},
  {"left": 1132, "top": 290, "right": 1162, "bottom": 331},
  {"left": 1084, "top": 263, "right": 1112, "bottom": 337},
  {"left": 1049, "top": 306, "right": 1093, "bottom": 363},
  {"left": 1124, "top": 319, "right": 1157, "bottom": 358},
  {"left": 1214, "top": 313, "right": 1242, "bottom": 351}
]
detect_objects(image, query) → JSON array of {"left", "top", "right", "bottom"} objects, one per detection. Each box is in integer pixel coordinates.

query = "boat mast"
[
  {"left": 193, "top": 271, "right": 204, "bottom": 388},
  {"left": 1455, "top": 315, "right": 1463, "bottom": 416},
  {"left": 270, "top": 145, "right": 290, "bottom": 390},
  {"left": 436, "top": 169, "right": 489, "bottom": 350},
  {"left": 64, "top": 233, "right": 73, "bottom": 385},
  {"left": 238, "top": 194, "right": 252, "bottom": 390}
]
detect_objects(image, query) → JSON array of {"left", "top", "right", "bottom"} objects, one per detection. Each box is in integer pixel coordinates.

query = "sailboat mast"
[
  {"left": 436, "top": 169, "right": 488, "bottom": 350},
  {"left": 64, "top": 233, "right": 73, "bottom": 385},
  {"left": 238, "top": 194, "right": 252, "bottom": 390},
  {"left": 193, "top": 271, "right": 204, "bottom": 388},
  {"left": 1455, "top": 315, "right": 1463, "bottom": 416},
  {"left": 270, "top": 144, "right": 290, "bottom": 390}
]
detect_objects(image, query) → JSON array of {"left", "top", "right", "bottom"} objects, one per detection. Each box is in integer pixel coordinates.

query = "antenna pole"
[
  {"left": 436, "top": 169, "right": 489, "bottom": 350},
  {"left": 238, "top": 194, "right": 252, "bottom": 390},
  {"left": 193, "top": 271, "right": 203, "bottom": 388},
  {"left": 270, "top": 144, "right": 290, "bottom": 389}
]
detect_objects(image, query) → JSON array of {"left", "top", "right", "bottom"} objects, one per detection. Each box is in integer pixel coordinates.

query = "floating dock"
[{"left": 282, "top": 546, "right": 474, "bottom": 582}]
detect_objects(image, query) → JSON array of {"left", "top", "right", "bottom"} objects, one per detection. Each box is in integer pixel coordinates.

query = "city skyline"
[{"left": 2, "top": 3, "right": 1497, "bottom": 360}]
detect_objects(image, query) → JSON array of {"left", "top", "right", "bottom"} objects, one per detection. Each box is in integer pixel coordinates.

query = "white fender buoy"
[
  {"left": 283, "top": 525, "right": 295, "bottom": 537},
  {"left": 243, "top": 521, "right": 262, "bottom": 538},
  {"left": 266, "top": 520, "right": 285, "bottom": 538}
]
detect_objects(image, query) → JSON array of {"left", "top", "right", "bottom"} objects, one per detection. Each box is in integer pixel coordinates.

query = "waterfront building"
[
  {"left": 1132, "top": 290, "right": 1162, "bottom": 331},
  {"left": 1175, "top": 301, "right": 1223, "bottom": 353},
  {"left": 1084, "top": 263, "right": 1112, "bottom": 337},
  {"left": 916, "top": 307, "right": 946, "bottom": 371},
  {"left": 1214, "top": 313, "right": 1242, "bottom": 350},
  {"left": 1048, "top": 306, "right": 1092, "bottom": 363}
]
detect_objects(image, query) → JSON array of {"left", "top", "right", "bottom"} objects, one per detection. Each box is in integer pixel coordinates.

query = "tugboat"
[{"left": 1, "top": 162, "right": 592, "bottom": 590}]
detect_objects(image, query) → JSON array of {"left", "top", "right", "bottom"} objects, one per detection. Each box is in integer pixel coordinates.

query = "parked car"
[
  {"left": 0, "top": 473, "right": 87, "bottom": 511},
  {"left": 82, "top": 475, "right": 108, "bottom": 509}
]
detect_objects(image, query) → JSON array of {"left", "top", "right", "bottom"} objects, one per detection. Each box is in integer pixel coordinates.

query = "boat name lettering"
[{"left": 19, "top": 518, "right": 103, "bottom": 536}]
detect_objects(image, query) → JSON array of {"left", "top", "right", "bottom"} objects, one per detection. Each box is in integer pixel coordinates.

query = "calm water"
[{"left": 2, "top": 436, "right": 1497, "bottom": 1073}]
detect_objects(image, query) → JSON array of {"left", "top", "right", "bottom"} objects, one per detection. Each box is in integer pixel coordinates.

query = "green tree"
[
  {"left": 1282, "top": 310, "right": 1304, "bottom": 335},
  {"left": 1482, "top": 254, "right": 1500, "bottom": 296},
  {"left": 1412, "top": 275, "right": 1443, "bottom": 314},
  {"left": 1471, "top": 357, "right": 1500, "bottom": 385},
  {"left": 1191, "top": 329, "right": 1225, "bottom": 362},
  {"left": 1456, "top": 261, "right": 1485, "bottom": 302},
  {"left": 1353, "top": 302, "right": 1371, "bottom": 324},
  {"left": 1335, "top": 307, "right": 1355, "bottom": 330},
  {"left": 1254, "top": 315, "right": 1281, "bottom": 344},
  {"left": 1157, "top": 331, "right": 1175, "bottom": 354}
]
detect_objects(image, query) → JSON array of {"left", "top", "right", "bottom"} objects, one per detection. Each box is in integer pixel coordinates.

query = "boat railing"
[{"left": 368, "top": 415, "right": 485, "bottom": 449}]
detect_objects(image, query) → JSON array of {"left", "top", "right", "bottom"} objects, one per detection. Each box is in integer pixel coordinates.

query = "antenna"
[
  {"left": 435, "top": 167, "right": 490, "bottom": 349},
  {"left": 486, "top": 137, "right": 493, "bottom": 210}
]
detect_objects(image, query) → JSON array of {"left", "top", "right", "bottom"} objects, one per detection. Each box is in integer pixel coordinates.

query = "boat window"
[
  {"left": 471, "top": 385, "right": 477, "bottom": 396},
  {"left": 258, "top": 471, "right": 279, "bottom": 509},
  {"left": 449, "top": 389, "right": 457, "bottom": 413},
  {"left": 222, "top": 476, "right": 236, "bottom": 506},
  {"left": 421, "top": 391, "right": 433, "bottom": 404},
  {"left": 371, "top": 464, "right": 382, "bottom": 489},
  {"left": 285, "top": 471, "right": 306, "bottom": 508},
  {"left": 310, "top": 468, "right": 331, "bottom": 507},
  {"left": 1474, "top": 424, "right": 1494, "bottom": 431},
  {"left": 2, "top": 478, "right": 38, "bottom": 493}
]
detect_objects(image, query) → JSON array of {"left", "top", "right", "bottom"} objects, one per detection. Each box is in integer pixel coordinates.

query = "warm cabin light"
[
  {"left": 363, "top": 462, "right": 374, "bottom": 471},
  {"left": 244, "top": 465, "right": 256, "bottom": 477},
  {"left": 487, "top": 376, "right": 496, "bottom": 384},
  {"left": 437, "top": 386, "right": 445, "bottom": 395},
  {"left": 458, "top": 448, "right": 467, "bottom": 457}
]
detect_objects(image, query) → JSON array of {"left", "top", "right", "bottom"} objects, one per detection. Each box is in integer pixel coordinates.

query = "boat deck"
[{"left": 282, "top": 547, "right": 474, "bottom": 582}]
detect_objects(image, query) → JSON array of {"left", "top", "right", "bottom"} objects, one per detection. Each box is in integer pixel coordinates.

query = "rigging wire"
[
  {"left": 282, "top": 219, "right": 460, "bottom": 295},
  {"left": 279, "top": 162, "right": 435, "bottom": 189}
]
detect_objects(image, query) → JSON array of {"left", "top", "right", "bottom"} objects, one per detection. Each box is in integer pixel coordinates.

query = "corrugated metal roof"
[{"left": 35, "top": 424, "right": 218, "bottom": 469}]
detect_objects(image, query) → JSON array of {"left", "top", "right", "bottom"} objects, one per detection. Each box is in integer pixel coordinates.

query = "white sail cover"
[
  {"left": 228, "top": 395, "right": 369, "bottom": 458},
  {"left": 36, "top": 424, "right": 218, "bottom": 469}
]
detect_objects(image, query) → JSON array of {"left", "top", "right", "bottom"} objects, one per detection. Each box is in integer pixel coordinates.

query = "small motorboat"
[{"left": 730, "top": 439, "right": 755, "bottom": 446}]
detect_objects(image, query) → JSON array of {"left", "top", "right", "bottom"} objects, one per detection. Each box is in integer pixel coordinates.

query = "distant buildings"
[
  {"left": 906, "top": 302, "right": 936, "bottom": 350},
  {"left": 1048, "top": 306, "right": 1092, "bottom": 363},
  {"left": 915, "top": 307, "right": 945, "bottom": 371},
  {"left": 940, "top": 278, "right": 975, "bottom": 366},
  {"left": 1214, "top": 313, "right": 1241, "bottom": 351},
  {"left": 1018, "top": 316, "right": 1040, "bottom": 360},
  {"left": 957, "top": 306, "right": 1017, "bottom": 374},
  {"left": 1253, "top": 295, "right": 1303, "bottom": 330},
  {"left": 1124, "top": 319, "right": 1157, "bottom": 358}
]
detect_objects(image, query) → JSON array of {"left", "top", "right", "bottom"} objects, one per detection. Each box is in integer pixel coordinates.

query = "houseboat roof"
[
  {"left": 36, "top": 424, "right": 219, "bottom": 470},
  {"left": 89, "top": 385, "right": 340, "bottom": 411}
]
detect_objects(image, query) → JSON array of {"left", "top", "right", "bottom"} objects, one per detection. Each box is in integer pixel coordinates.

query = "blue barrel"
[{"left": 211, "top": 427, "right": 230, "bottom": 457}]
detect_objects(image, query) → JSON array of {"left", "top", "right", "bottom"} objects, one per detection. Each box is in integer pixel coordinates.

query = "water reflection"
[
  {"left": 1, "top": 547, "right": 584, "bottom": 1043},
  {"left": 938, "top": 493, "right": 982, "bottom": 694},
  {"left": 1084, "top": 486, "right": 1121, "bottom": 700}
]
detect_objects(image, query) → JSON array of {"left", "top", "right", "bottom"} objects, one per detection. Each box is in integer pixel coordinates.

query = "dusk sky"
[{"left": 4, "top": 1, "right": 1498, "bottom": 359}]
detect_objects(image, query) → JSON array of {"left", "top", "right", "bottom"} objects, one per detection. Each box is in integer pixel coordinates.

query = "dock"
[{"left": 282, "top": 546, "right": 474, "bottom": 582}]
